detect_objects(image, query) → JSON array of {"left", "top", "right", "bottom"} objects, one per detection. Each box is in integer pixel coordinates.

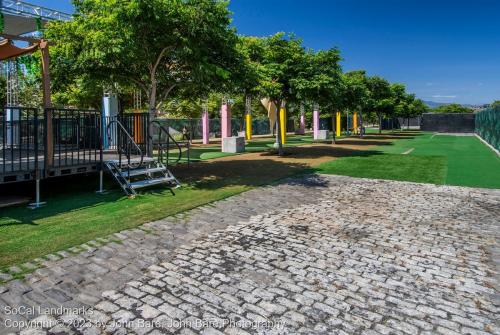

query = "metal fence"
[
  {"left": 1, "top": 107, "right": 102, "bottom": 180},
  {"left": 50, "top": 108, "right": 102, "bottom": 168},
  {"left": 475, "top": 107, "right": 500, "bottom": 151},
  {"left": 0, "top": 107, "right": 42, "bottom": 175},
  {"left": 152, "top": 118, "right": 296, "bottom": 140},
  {"left": 421, "top": 113, "right": 475, "bottom": 133}
]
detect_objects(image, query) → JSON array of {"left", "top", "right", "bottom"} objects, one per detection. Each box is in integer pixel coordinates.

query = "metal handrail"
[
  {"left": 107, "top": 119, "right": 144, "bottom": 176},
  {"left": 150, "top": 120, "right": 185, "bottom": 166}
]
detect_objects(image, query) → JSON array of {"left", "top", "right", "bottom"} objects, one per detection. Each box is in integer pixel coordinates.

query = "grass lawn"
[
  {"left": 0, "top": 181, "right": 251, "bottom": 271},
  {"left": 317, "top": 132, "right": 500, "bottom": 189},
  {"left": 316, "top": 153, "right": 447, "bottom": 184}
]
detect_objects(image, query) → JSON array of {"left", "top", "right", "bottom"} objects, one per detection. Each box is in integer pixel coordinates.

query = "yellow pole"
[
  {"left": 353, "top": 112, "right": 358, "bottom": 134},
  {"left": 336, "top": 112, "right": 341, "bottom": 137},
  {"left": 245, "top": 113, "right": 252, "bottom": 140},
  {"left": 280, "top": 107, "right": 286, "bottom": 144}
]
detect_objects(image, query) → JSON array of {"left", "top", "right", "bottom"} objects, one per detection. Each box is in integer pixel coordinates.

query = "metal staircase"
[
  {"left": 150, "top": 120, "right": 191, "bottom": 167},
  {"left": 105, "top": 119, "right": 180, "bottom": 197}
]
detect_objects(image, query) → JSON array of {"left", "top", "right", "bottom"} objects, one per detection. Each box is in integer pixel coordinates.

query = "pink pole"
[
  {"left": 313, "top": 109, "right": 319, "bottom": 139},
  {"left": 202, "top": 110, "right": 209, "bottom": 144},
  {"left": 221, "top": 103, "right": 232, "bottom": 139},
  {"left": 299, "top": 113, "right": 305, "bottom": 135}
]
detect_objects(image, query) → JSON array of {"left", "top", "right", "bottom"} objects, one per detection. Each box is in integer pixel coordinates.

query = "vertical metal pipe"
[
  {"left": 19, "top": 108, "right": 23, "bottom": 171},
  {"left": 2, "top": 108, "right": 5, "bottom": 174},
  {"left": 36, "top": 179, "right": 40, "bottom": 205}
]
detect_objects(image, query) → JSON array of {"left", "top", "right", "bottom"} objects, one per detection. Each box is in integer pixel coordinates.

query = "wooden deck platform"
[{"left": 0, "top": 150, "right": 148, "bottom": 183}]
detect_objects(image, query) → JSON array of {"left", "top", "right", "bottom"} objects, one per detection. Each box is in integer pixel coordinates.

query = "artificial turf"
[
  {"left": 317, "top": 132, "right": 500, "bottom": 189},
  {"left": 315, "top": 153, "right": 448, "bottom": 185},
  {"left": 0, "top": 181, "right": 251, "bottom": 270}
]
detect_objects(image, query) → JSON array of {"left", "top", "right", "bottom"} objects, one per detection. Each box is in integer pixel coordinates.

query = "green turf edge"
[{"left": 314, "top": 153, "right": 448, "bottom": 185}]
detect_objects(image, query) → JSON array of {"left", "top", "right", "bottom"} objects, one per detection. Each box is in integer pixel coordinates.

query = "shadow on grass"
[
  {"left": 1, "top": 142, "right": 384, "bottom": 228},
  {"left": 174, "top": 146, "right": 384, "bottom": 190},
  {"left": 0, "top": 174, "right": 124, "bottom": 226}
]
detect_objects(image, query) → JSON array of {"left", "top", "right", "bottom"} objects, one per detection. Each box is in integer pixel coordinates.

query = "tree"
[
  {"left": 45, "top": 0, "right": 239, "bottom": 116},
  {"left": 399, "top": 94, "right": 428, "bottom": 129},
  {"left": 249, "top": 33, "right": 310, "bottom": 155},
  {"left": 490, "top": 100, "right": 500, "bottom": 109},
  {"left": 365, "top": 76, "right": 392, "bottom": 133},
  {"left": 300, "top": 48, "right": 343, "bottom": 143},
  {"left": 342, "top": 71, "right": 369, "bottom": 136},
  {"left": 433, "top": 104, "right": 473, "bottom": 113}
]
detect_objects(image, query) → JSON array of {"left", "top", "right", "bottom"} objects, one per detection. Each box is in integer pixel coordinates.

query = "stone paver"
[
  {"left": 0, "top": 175, "right": 327, "bottom": 334},
  {"left": 1, "top": 175, "right": 499, "bottom": 334}
]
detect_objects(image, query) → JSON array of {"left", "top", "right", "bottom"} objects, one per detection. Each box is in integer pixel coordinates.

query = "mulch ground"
[{"left": 173, "top": 135, "right": 392, "bottom": 187}]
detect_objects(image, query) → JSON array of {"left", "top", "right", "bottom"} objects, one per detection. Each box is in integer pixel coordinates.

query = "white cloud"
[
  {"left": 425, "top": 82, "right": 435, "bottom": 86},
  {"left": 432, "top": 95, "right": 457, "bottom": 99}
]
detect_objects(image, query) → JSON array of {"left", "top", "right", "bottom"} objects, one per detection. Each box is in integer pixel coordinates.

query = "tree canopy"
[
  {"left": 0, "top": 0, "right": 429, "bottom": 137},
  {"left": 433, "top": 104, "right": 473, "bottom": 113},
  {"left": 46, "top": 0, "right": 239, "bottom": 114},
  {"left": 490, "top": 100, "right": 500, "bottom": 109}
]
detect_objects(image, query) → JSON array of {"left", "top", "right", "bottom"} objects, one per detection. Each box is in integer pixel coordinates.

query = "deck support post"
[
  {"left": 28, "top": 176, "right": 46, "bottom": 209},
  {"left": 96, "top": 169, "right": 107, "bottom": 194},
  {"left": 40, "top": 40, "right": 53, "bottom": 172}
]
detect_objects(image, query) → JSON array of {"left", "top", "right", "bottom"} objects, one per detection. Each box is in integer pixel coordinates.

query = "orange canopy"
[{"left": 0, "top": 39, "right": 39, "bottom": 61}]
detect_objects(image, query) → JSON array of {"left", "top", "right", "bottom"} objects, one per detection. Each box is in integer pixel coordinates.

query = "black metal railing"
[
  {"left": 0, "top": 108, "right": 158, "bottom": 183},
  {"left": 150, "top": 120, "right": 187, "bottom": 167},
  {"left": 107, "top": 119, "right": 144, "bottom": 174},
  {"left": 1, "top": 107, "right": 42, "bottom": 176},
  {"left": 48, "top": 108, "right": 102, "bottom": 168},
  {"left": 104, "top": 113, "right": 149, "bottom": 151}
]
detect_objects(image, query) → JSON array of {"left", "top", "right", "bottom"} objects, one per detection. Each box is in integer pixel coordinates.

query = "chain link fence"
[{"left": 475, "top": 106, "right": 500, "bottom": 151}]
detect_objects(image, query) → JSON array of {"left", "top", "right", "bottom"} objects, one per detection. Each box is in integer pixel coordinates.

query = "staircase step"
[
  {"left": 107, "top": 156, "right": 156, "bottom": 166},
  {"left": 120, "top": 167, "right": 166, "bottom": 177},
  {"left": 130, "top": 177, "right": 176, "bottom": 190}
]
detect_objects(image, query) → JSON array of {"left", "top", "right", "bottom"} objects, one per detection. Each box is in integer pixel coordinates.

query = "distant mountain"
[
  {"left": 423, "top": 100, "right": 449, "bottom": 108},
  {"left": 423, "top": 101, "right": 488, "bottom": 110}
]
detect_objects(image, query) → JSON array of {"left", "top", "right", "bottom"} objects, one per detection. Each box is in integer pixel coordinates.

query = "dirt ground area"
[{"left": 173, "top": 134, "right": 399, "bottom": 187}]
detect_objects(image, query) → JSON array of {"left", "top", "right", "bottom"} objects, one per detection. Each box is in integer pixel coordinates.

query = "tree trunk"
[
  {"left": 359, "top": 112, "right": 363, "bottom": 138},
  {"left": 378, "top": 114, "right": 382, "bottom": 134},
  {"left": 331, "top": 115, "right": 336, "bottom": 144},
  {"left": 407, "top": 117, "right": 410, "bottom": 130},
  {"left": 274, "top": 99, "right": 284, "bottom": 156},
  {"left": 147, "top": 75, "right": 158, "bottom": 157}
]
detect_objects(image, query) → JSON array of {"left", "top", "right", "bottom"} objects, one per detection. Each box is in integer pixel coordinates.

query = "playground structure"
[{"left": 0, "top": 2, "right": 187, "bottom": 204}]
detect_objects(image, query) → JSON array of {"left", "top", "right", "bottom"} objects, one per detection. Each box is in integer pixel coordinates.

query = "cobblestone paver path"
[{"left": 2, "top": 175, "right": 500, "bottom": 334}]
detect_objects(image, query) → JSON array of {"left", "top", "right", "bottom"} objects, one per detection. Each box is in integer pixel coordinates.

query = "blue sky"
[{"left": 25, "top": 0, "right": 500, "bottom": 104}]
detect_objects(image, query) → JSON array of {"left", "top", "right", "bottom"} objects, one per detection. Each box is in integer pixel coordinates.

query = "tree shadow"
[
  {"left": 1, "top": 140, "right": 385, "bottom": 225},
  {"left": 0, "top": 174, "right": 124, "bottom": 226},
  {"left": 173, "top": 146, "right": 384, "bottom": 190}
]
